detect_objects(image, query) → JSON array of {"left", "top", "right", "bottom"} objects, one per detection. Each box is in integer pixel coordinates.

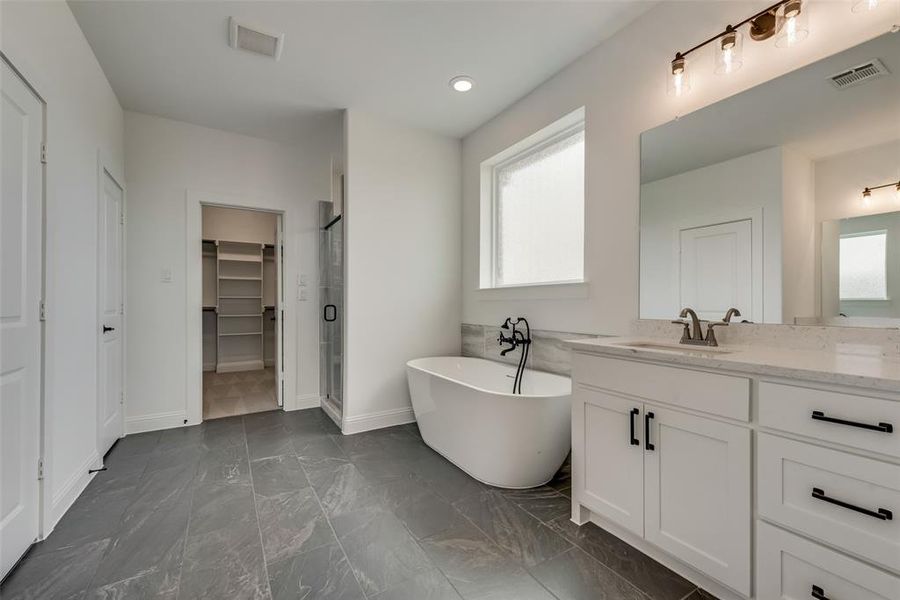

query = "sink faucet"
[{"left": 671, "top": 307, "right": 730, "bottom": 347}]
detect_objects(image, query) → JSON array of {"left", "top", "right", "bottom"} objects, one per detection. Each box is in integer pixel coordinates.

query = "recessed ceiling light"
[{"left": 449, "top": 76, "right": 474, "bottom": 92}]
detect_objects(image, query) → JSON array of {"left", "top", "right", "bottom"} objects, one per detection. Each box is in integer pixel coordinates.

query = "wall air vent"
[
  {"left": 228, "top": 17, "right": 284, "bottom": 61},
  {"left": 828, "top": 58, "right": 889, "bottom": 90}
]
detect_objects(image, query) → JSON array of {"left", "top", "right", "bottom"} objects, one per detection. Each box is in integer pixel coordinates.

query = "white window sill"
[{"left": 476, "top": 280, "right": 589, "bottom": 301}]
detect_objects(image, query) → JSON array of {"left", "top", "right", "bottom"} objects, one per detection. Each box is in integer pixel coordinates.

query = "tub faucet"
[{"left": 497, "top": 317, "right": 532, "bottom": 394}]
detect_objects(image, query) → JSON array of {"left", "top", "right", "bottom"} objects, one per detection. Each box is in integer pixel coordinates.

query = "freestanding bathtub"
[{"left": 406, "top": 356, "right": 572, "bottom": 489}]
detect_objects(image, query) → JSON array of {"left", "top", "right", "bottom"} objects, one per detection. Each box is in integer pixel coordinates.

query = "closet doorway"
[{"left": 201, "top": 205, "right": 283, "bottom": 420}]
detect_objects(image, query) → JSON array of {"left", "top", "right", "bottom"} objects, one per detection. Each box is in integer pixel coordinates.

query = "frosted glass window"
[
  {"left": 839, "top": 231, "right": 887, "bottom": 300},
  {"left": 493, "top": 127, "right": 584, "bottom": 287}
]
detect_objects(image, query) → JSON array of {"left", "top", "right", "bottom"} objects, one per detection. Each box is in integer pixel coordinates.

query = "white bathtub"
[{"left": 406, "top": 356, "right": 572, "bottom": 489}]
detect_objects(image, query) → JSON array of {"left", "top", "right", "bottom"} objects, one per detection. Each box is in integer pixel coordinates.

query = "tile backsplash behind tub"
[{"left": 461, "top": 323, "right": 597, "bottom": 376}]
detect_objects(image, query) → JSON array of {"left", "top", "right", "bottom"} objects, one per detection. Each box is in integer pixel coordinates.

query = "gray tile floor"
[{"left": 1, "top": 409, "right": 718, "bottom": 600}]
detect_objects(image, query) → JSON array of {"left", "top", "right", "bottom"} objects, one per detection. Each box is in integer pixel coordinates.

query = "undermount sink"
[{"left": 611, "top": 341, "right": 735, "bottom": 357}]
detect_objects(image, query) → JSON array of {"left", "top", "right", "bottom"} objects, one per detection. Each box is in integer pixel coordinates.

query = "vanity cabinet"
[
  {"left": 570, "top": 345, "right": 900, "bottom": 600},
  {"left": 572, "top": 354, "right": 752, "bottom": 596}
]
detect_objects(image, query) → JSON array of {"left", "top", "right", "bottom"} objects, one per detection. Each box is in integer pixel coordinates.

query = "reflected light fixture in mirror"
[
  {"left": 861, "top": 181, "right": 900, "bottom": 206},
  {"left": 667, "top": 54, "right": 690, "bottom": 97},
  {"left": 775, "top": 0, "right": 809, "bottom": 48},
  {"left": 715, "top": 26, "right": 744, "bottom": 75},
  {"left": 852, "top": 0, "right": 879, "bottom": 13}
]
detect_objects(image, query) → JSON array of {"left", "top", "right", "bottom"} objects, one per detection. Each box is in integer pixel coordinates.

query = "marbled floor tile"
[
  {"left": 293, "top": 436, "right": 349, "bottom": 471},
  {"left": 394, "top": 488, "right": 466, "bottom": 540},
  {"left": 243, "top": 407, "right": 287, "bottom": 434},
  {"left": 336, "top": 509, "right": 434, "bottom": 596},
  {"left": 107, "top": 430, "right": 161, "bottom": 459},
  {"left": 143, "top": 442, "right": 206, "bottom": 475},
  {"left": 82, "top": 456, "right": 145, "bottom": 498},
  {"left": 548, "top": 516, "right": 694, "bottom": 600},
  {"left": 453, "top": 490, "right": 572, "bottom": 567},
  {"left": 529, "top": 547, "right": 648, "bottom": 600},
  {"left": 684, "top": 589, "right": 718, "bottom": 600},
  {"left": 267, "top": 543, "right": 364, "bottom": 600},
  {"left": 199, "top": 416, "right": 246, "bottom": 449},
  {"left": 411, "top": 451, "right": 491, "bottom": 504},
  {"left": 246, "top": 425, "right": 296, "bottom": 460},
  {"left": 501, "top": 486, "right": 571, "bottom": 524},
  {"left": 85, "top": 568, "right": 179, "bottom": 600},
  {"left": 0, "top": 538, "right": 110, "bottom": 600},
  {"left": 30, "top": 484, "right": 134, "bottom": 556},
  {"left": 451, "top": 567, "right": 557, "bottom": 600},
  {"left": 418, "top": 521, "right": 517, "bottom": 588},
  {"left": 251, "top": 455, "right": 309, "bottom": 497},
  {"left": 547, "top": 457, "right": 571, "bottom": 495},
  {"left": 194, "top": 443, "right": 251, "bottom": 488},
  {"left": 179, "top": 520, "right": 270, "bottom": 600},
  {"left": 370, "top": 568, "right": 463, "bottom": 600},
  {"left": 256, "top": 487, "right": 336, "bottom": 564},
  {"left": 306, "top": 462, "right": 378, "bottom": 519},
  {"left": 189, "top": 481, "right": 256, "bottom": 538}
]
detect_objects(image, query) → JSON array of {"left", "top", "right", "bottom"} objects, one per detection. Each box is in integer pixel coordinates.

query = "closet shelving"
[{"left": 215, "top": 240, "right": 265, "bottom": 372}]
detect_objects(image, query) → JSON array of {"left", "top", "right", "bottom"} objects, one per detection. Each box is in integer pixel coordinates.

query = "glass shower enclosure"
[{"left": 319, "top": 201, "right": 343, "bottom": 424}]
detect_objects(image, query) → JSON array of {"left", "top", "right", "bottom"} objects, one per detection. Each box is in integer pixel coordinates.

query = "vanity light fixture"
[
  {"left": 449, "top": 76, "right": 474, "bottom": 92},
  {"left": 861, "top": 180, "right": 900, "bottom": 206},
  {"left": 852, "top": 0, "right": 879, "bottom": 13},
  {"left": 668, "top": 0, "right": 818, "bottom": 96}
]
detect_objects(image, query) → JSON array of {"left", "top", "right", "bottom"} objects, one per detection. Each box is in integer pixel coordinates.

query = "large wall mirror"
[{"left": 640, "top": 32, "right": 899, "bottom": 328}]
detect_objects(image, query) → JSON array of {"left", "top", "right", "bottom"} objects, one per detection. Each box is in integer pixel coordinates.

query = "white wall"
[
  {"left": 202, "top": 205, "right": 277, "bottom": 245},
  {"left": 124, "top": 111, "right": 340, "bottom": 432},
  {"left": 640, "top": 147, "right": 784, "bottom": 323},
  {"left": 781, "top": 147, "right": 817, "bottom": 323},
  {"left": 343, "top": 110, "right": 461, "bottom": 433},
  {"left": 1, "top": 1, "right": 124, "bottom": 530},
  {"left": 461, "top": 0, "right": 896, "bottom": 335}
]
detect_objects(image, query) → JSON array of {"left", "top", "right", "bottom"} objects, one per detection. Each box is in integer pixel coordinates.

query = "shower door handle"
[{"left": 323, "top": 305, "right": 337, "bottom": 322}]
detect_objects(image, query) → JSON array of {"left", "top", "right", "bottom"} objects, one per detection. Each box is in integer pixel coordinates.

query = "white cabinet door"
[
  {"left": 680, "top": 219, "right": 753, "bottom": 321},
  {"left": 644, "top": 406, "right": 751, "bottom": 596},
  {"left": 575, "top": 385, "right": 644, "bottom": 536},
  {"left": 1, "top": 60, "right": 43, "bottom": 579}
]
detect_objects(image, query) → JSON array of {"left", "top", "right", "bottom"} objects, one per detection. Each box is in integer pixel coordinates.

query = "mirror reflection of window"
[{"left": 839, "top": 231, "right": 887, "bottom": 301}]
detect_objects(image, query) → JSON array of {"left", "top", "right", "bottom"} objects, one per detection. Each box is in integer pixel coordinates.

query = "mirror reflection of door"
[{"left": 679, "top": 219, "right": 753, "bottom": 321}]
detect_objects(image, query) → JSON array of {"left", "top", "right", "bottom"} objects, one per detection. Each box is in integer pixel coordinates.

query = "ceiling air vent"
[
  {"left": 828, "top": 58, "right": 889, "bottom": 90},
  {"left": 228, "top": 17, "right": 284, "bottom": 61}
]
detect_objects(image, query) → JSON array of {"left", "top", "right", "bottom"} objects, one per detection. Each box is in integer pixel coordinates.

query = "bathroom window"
[
  {"left": 839, "top": 230, "right": 888, "bottom": 300},
  {"left": 480, "top": 108, "right": 585, "bottom": 289}
]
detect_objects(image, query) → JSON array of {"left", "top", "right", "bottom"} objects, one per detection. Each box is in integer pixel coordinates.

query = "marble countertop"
[{"left": 566, "top": 336, "right": 900, "bottom": 394}]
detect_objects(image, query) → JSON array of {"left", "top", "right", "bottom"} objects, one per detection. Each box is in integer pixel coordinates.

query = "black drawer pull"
[
  {"left": 811, "top": 585, "right": 829, "bottom": 600},
  {"left": 811, "top": 410, "right": 892, "bottom": 433},
  {"left": 323, "top": 304, "right": 337, "bottom": 322},
  {"left": 811, "top": 487, "right": 893, "bottom": 521},
  {"left": 644, "top": 411, "right": 655, "bottom": 451},
  {"left": 629, "top": 408, "right": 639, "bottom": 446}
]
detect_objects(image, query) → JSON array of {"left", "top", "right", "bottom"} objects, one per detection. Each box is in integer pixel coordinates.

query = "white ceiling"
[
  {"left": 68, "top": 0, "right": 655, "bottom": 143},
  {"left": 641, "top": 32, "right": 900, "bottom": 183}
]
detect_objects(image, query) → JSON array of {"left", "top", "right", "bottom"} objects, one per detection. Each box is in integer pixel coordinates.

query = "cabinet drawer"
[
  {"left": 757, "top": 521, "right": 900, "bottom": 600},
  {"left": 759, "top": 381, "right": 899, "bottom": 458},
  {"left": 572, "top": 353, "right": 749, "bottom": 421},
  {"left": 758, "top": 434, "right": 900, "bottom": 571}
]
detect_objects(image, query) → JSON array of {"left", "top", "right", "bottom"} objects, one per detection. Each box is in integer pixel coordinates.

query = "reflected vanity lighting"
[{"left": 862, "top": 181, "right": 900, "bottom": 206}]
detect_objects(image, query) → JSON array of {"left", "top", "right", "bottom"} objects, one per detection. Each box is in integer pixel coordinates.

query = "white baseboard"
[
  {"left": 203, "top": 362, "right": 216, "bottom": 372},
  {"left": 264, "top": 358, "right": 276, "bottom": 367},
  {"left": 321, "top": 396, "right": 342, "bottom": 428},
  {"left": 125, "top": 410, "right": 187, "bottom": 434},
  {"left": 48, "top": 451, "right": 101, "bottom": 534},
  {"left": 216, "top": 359, "right": 264, "bottom": 373},
  {"left": 342, "top": 406, "right": 416, "bottom": 435},
  {"left": 293, "top": 393, "right": 321, "bottom": 411}
]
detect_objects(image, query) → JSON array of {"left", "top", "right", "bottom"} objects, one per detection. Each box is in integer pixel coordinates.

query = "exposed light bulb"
[
  {"left": 852, "top": 0, "right": 878, "bottom": 12},
  {"left": 667, "top": 54, "right": 691, "bottom": 97},
  {"left": 862, "top": 187, "right": 872, "bottom": 207},
  {"left": 715, "top": 27, "right": 743, "bottom": 75},
  {"left": 776, "top": 0, "right": 809, "bottom": 48}
]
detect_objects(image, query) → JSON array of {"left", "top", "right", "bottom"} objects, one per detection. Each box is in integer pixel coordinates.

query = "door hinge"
[
  {"left": 120, "top": 212, "right": 125, "bottom": 226},
  {"left": 40, "top": 143, "right": 47, "bottom": 164},
  {"left": 39, "top": 300, "right": 47, "bottom": 321},
  {"left": 38, "top": 459, "right": 44, "bottom": 481}
]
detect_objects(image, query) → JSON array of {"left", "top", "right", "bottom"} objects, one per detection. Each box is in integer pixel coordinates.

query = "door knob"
[{"left": 102, "top": 325, "right": 115, "bottom": 333}]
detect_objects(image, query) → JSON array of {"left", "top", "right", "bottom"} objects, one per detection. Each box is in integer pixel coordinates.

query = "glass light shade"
[
  {"left": 667, "top": 56, "right": 691, "bottom": 97},
  {"left": 776, "top": 0, "right": 809, "bottom": 48},
  {"left": 852, "top": 0, "right": 878, "bottom": 13},
  {"left": 715, "top": 29, "right": 744, "bottom": 75},
  {"left": 862, "top": 188, "right": 872, "bottom": 207}
]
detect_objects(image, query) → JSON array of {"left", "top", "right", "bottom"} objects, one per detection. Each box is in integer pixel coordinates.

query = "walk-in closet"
[{"left": 201, "top": 205, "right": 282, "bottom": 420}]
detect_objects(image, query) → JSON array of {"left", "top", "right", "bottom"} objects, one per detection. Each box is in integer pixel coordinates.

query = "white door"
[
  {"left": 97, "top": 169, "right": 124, "bottom": 456},
  {"left": 1, "top": 60, "right": 44, "bottom": 579},
  {"left": 275, "top": 215, "right": 283, "bottom": 407},
  {"left": 643, "top": 406, "right": 751, "bottom": 596},
  {"left": 680, "top": 220, "right": 752, "bottom": 321},
  {"left": 577, "top": 387, "right": 644, "bottom": 536}
]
